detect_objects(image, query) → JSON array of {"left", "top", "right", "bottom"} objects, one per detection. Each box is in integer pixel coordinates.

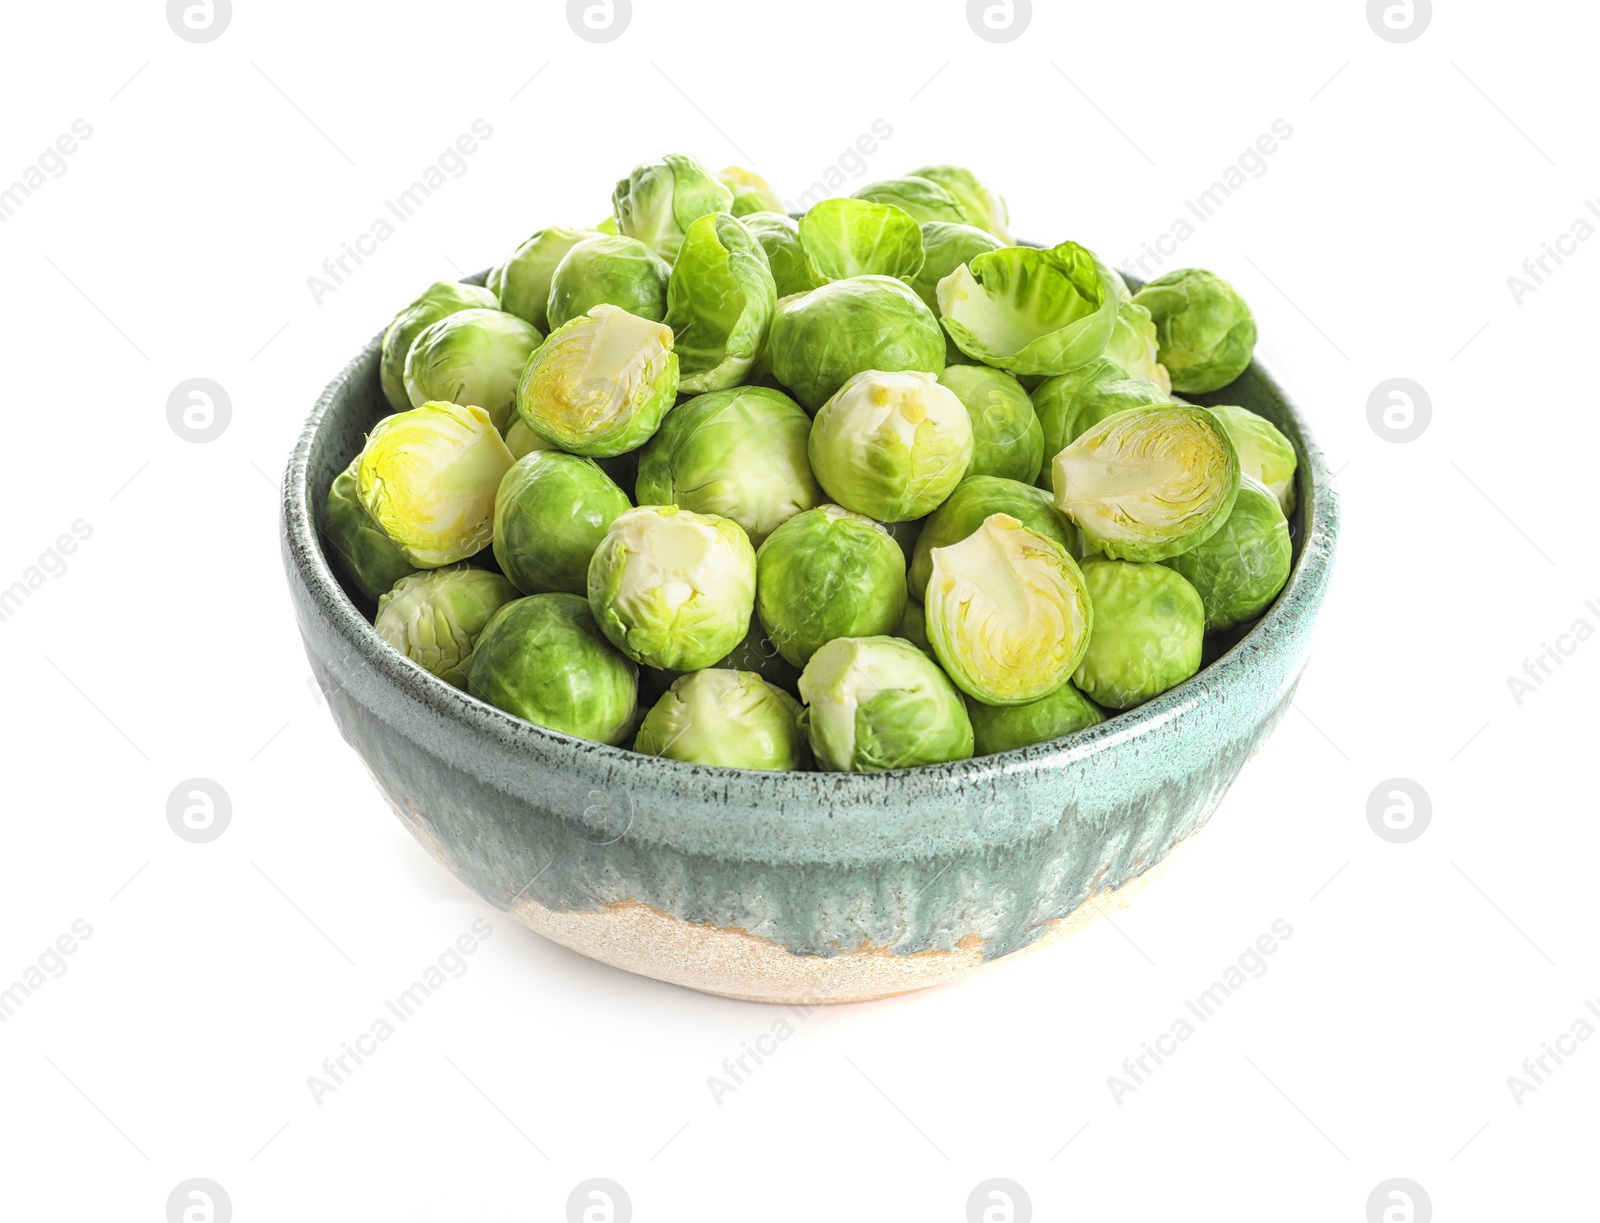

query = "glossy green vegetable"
[
  {"left": 799, "top": 635, "right": 974, "bottom": 771},
  {"left": 808, "top": 370, "right": 973, "bottom": 522},
  {"left": 925, "top": 514, "right": 1093, "bottom": 705},
  {"left": 488, "top": 227, "right": 591, "bottom": 331},
  {"left": 467, "top": 593, "right": 638, "bottom": 744},
  {"left": 356, "top": 401, "right": 514, "bottom": 567},
  {"left": 587, "top": 505, "right": 757, "bottom": 671},
  {"left": 968, "top": 680, "right": 1103, "bottom": 755},
  {"left": 1052, "top": 404, "right": 1239, "bottom": 562},
  {"left": 635, "top": 386, "right": 821, "bottom": 545},
  {"left": 1208, "top": 404, "right": 1298, "bottom": 516},
  {"left": 493, "top": 451, "right": 631, "bottom": 596},
  {"left": 664, "top": 212, "right": 777, "bottom": 393},
  {"left": 767, "top": 275, "right": 946, "bottom": 411},
  {"left": 546, "top": 234, "right": 671, "bottom": 330},
  {"left": 910, "top": 165, "right": 1012, "bottom": 243},
  {"left": 403, "top": 308, "right": 544, "bottom": 431},
  {"left": 504, "top": 417, "right": 556, "bottom": 460},
  {"left": 323, "top": 457, "right": 417, "bottom": 602},
  {"left": 613, "top": 154, "right": 733, "bottom": 263},
  {"left": 375, "top": 565, "right": 519, "bottom": 688},
  {"left": 1131, "top": 268, "right": 1256, "bottom": 393},
  {"left": 634, "top": 669, "right": 807, "bottom": 770},
  {"left": 740, "top": 212, "right": 821, "bottom": 298},
  {"left": 1102, "top": 300, "right": 1171, "bottom": 393},
  {"left": 718, "top": 165, "right": 784, "bottom": 217},
  {"left": 907, "top": 475, "right": 1075, "bottom": 602},
  {"left": 937, "top": 365, "right": 1043, "bottom": 483},
  {"left": 851, "top": 176, "right": 968, "bottom": 226},
  {"left": 516, "top": 305, "right": 679, "bottom": 457},
  {"left": 1032, "top": 361, "right": 1171, "bottom": 486},
  {"left": 799, "top": 198, "right": 925, "bottom": 283},
  {"left": 379, "top": 280, "right": 499, "bottom": 412},
  {"left": 1164, "top": 476, "right": 1291, "bottom": 629},
  {"left": 755, "top": 504, "right": 907, "bottom": 668},
  {"left": 1072, "top": 560, "right": 1204, "bottom": 709},
  {"left": 911, "top": 222, "right": 1002, "bottom": 315}
]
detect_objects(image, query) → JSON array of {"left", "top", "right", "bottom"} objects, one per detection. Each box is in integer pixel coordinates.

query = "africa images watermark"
[
  {"left": 0, "top": 918, "right": 95, "bottom": 1024},
  {"left": 782, "top": 119, "right": 895, "bottom": 214},
  {"left": 307, "top": 119, "right": 495, "bottom": 305},
  {"left": 1505, "top": 198, "right": 1600, "bottom": 305},
  {"left": 1504, "top": 595, "right": 1600, "bottom": 706},
  {"left": 1505, "top": 992, "right": 1600, "bottom": 1106},
  {"left": 0, "top": 520, "right": 94, "bottom": 626},
  {"left": 0, "top": 119, "right": 94, "bottom": 225},
  {"left": 1122, "top": 120, "right": 1295, "bottom": 279}
]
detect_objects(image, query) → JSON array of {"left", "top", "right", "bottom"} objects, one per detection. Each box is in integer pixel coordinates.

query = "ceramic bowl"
[{"left": 280, "top": 293, "right": 1337, "bottom": 1005}]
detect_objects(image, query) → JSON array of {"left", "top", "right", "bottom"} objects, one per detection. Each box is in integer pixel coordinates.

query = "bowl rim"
[{"left": 281, "top": 295, "right": 1338, "bottom": 800}]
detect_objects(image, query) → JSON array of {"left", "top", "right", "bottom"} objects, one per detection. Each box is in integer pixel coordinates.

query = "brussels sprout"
[
  {"left": 323, "top": 457, "right": 417, "bottom": 602},
  {"left": 798, "top": 636, "right": 974, "bottom": 772},
  {"left": 798, "top": 198, "right": 925, "bottom": 283},
  {"left": 937, "top": 365, "right": 1043, "bottom": 484},
  {"left": 493, "top": 451, "right": 632, "bottom": 596},
  {"left": 911, "top": 222, "right": 1002, "bottom": 314},
  {"left": 808, "top": 370, "right": 973, "bottom": 522},
  {"left": 488, "top": 227, "right": 591, "bottom": 331},
  {"left": 968, "top": 681, "right": 1103, "bottom": 755},
  {"left": 907, "top": 475, "right": 1075, "bottom": 602},
  {"left": 1208, "top": 404, "right": 1298, "bottom": 516},
  {"left": 636, "top": 385, "right": 821, "bottom": 544},
  {"left": 593, "top": 215, "right": 619, "bottom": 235},
  {"left": 1072, "top": 561, "right": 1203, "bottom": 709},
  {"left": 909, "top": 165, "right": 1012, "bottom": 243},
  {"left": 852, "top": 176, "right": 969, "bottom": 225},
  {"left": 379, "top": 280, "right": 499, "bottom": 412},
  {"left": 925, "top": 514, "right": 1093, "bottom": 705},
  {"left": 402, "top": 308, "right": 543, "bottom": 432},
  {"left": 467, "top": 593, "right": 638, "bottom": 744},
  {"left": 937, "top": 241, "right": 1119, "bottom": 376},
  {"left": 740, "top": 212, "right": 821, "bottom": 298},
  {"left": 375, "top": 565, "right": 519, "bottom": 688},
  {"left": 356, "top": 401, "right": 514, "bottom": 567},
  {"left": 1032, "top": 361, "right": 1171, "bottom": 485},
  {"left": 664, "top": 212, "right": 777, "bottom": 393},
  {"left": 1052, "top": 404, "right": 1239, "bottom": 562},
  {"left": 1164, "top": 476, "right": 1291, "bottom": 630},
  {"left": 1131, "top": 268, "right": 1257, "bottom": 393},
  {"left": 504, "top": 417, "right": 556, "bottom": 460},
  {"left": 516, "top": 305, "right": 679, "bottom": 457},
  {"left": 587, "top": 505, "right": 757, "bottom": 671},
  {"left": 612, "top": 154, "right": 733, "bottom": 264},
  {"left": 755, "top": 504, "right": 907, "bottom": 668},
  {"left": 718, "top": 165, "right": 784, "bottom": 217},
  {"left": 546, "top": 235, "right": 671, "bottom": 331},
  {"left": 1102, "top": 300, "right": 1171, "bottom": 393},
  {"left": 896, "top": 600, "right": 933, "bottom": 655},
  {"left": 634, "top": 669, "right": 807, "bottom": 770},
  {"left": 767, "top": 275, "right": 946, "bottom": 412}
]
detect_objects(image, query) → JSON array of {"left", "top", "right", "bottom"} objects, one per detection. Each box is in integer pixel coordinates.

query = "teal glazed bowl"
[{"left": 281, "top": 282, "right": 1337, "bottom": 1005}]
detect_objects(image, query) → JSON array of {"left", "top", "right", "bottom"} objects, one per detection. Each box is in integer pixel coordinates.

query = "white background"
[{"left": 2, "top": 1, "right": 1595, "bottom": 1219}]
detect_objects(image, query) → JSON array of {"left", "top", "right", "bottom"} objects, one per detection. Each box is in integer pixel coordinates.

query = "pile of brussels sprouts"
[{"left": 323, "top": 155, "right": 1300, "bottom": 773}]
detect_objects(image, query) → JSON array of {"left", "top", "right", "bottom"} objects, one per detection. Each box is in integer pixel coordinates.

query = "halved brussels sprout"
[
  {"left": 937, "top": 365, "right": 1043, "bottom": 484},
  {"left": 1102, "top": 300, "right": 1171, "bottom": 393},
  {"left": 852, "top": 176, "right": 968, "bottom": 226},
  {"left": 1072, "top": 560, "right": 1203, "bottom": 709},
  {"left": 937, "top": 241, "right": 1119, "bottom": 376},
  {"left": 968, "top": 680, "right": 1103, "bottom": 755},
  {"left": 1052, "top": 404, "right": 1240, "bottom": 562},
  {"left": 911, "top": 222, "right": 1002, "bottom": 314},
  {"left": 612, "top": 154, "right": 734, "bottom": 264},
  {"left": 1208, "top": 404, "right": 1298, "bottom": 516},
  {"left": 493, "top": 450, "right": 631, "bottom": 596},
  {"left": 767, "top": 275, "right": 946, "bottom": 412},
  {"left": 1032, "top": 361, "right": 1171, "bottom": 485},
  {"left": 755, "top": 504, "right": 907, "bottom": 668},
  {"left": 634, "top": 668, "right": 807, "bottom": 770},
  {"left": 664, "top": 212, "right": 777, "bottom": 393},
  {"left": 798, "top": 198, "right": 925, "bottom": 283},
  {"left": 798, "top": 635, "right": 974, "bottom": 772},
  {"left": 808, "top": 370, "right": 973, "bottom": 522},
  {"left": 909, "top": 165, "right": 1012, "bottom": 243},
  {"left": 379, "top": 280, "right": 499, "bottom": 412},
  {"left": 587, "top": 505, "right": 757, "bottom": 671},
  {"left": 488, "top": 227, "right": 591, "bottom": 331},
  {"left": 718, "top": 166, "right": 784, "bottom": 217},
  {"left": 356, "top": 401, "right": 513, "bottom": 567},
  {"left": 546, "top": 234, "right": 671, "bottom": 331},
  {"left": 907, "top": 475, "right": 1075, "bottom": 602},
  {"left": 1131, "top": 268, "right": 1256, "bottom": 393},
  {"left": 403, "top": 308, "right": 544, "bottom": 432},
  {"left": 925, "top": 513, "right": 1093, "bottom": 705},
  {"left": 740, "top": 212, "right": 821, "bottom": 298},
  {"left": 467, "top": 593, "right": 638, "bottom": 744},
  {"left": 516, "top": 305, "right": 679, "bottom": 457},
  {"left": 504, "top": 417, "right": 557, "bottom": 460},
  {"left": 635, "top": 385, "right": 822, "bottom": 544},
  {"left": 376, "top": 565, "right": 519, "bottom": 688},
  {"left": 323, "top": 457, "right": 417, "bottom": 602},
  {"left": 1164, "top": 475, "right": 1291, "bottom": 630}
]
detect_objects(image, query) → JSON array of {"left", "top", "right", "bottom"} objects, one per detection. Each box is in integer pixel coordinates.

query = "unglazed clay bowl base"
[{"left": 282, "top": 271, "right": 1337, "bottom": 1005}]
